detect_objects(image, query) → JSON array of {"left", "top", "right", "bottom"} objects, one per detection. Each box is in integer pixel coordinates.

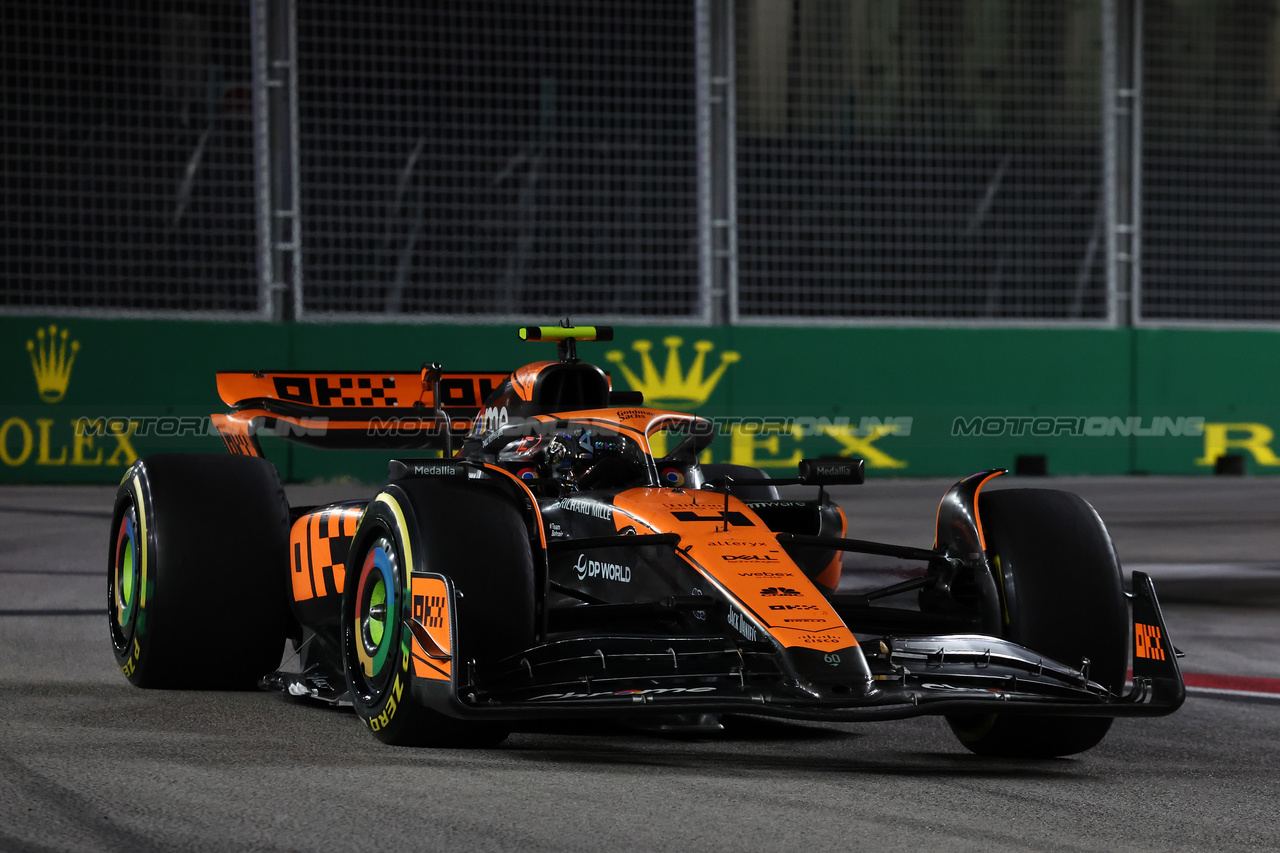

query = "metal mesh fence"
[
  {"left": 1138, "top": 0, "right": 1280, "bottom": 323},
  {"left": 0, "top": 0, "right": 260, "bottom": 314},
  {"left": 294, "top": 0, "right": 703, "bottom": 321},
  {"left": 7, "top": 1, "right": 1280, "bottom": 327},
  {"left": 733, "top": 0, "right": 1110, "bottom": 322}
]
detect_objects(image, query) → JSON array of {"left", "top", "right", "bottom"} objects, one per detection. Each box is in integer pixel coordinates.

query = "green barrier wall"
[
  {"left": 1133, "top": 329, "right": 1280, "bottom": 476},
  {"left": 3, "top": 317, "right": 1277, "bottom": 483}
]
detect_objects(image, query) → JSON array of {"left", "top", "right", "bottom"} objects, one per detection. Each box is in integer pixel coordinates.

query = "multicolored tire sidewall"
[
  {"left": 342, "top": 489, "right": 437, "bottom": 745},
  {"left": 342, "top": 480, "right": 534, "bottom": 748},
  {"left": 108, "top": 466, "right": 153, "bottom": 686}
]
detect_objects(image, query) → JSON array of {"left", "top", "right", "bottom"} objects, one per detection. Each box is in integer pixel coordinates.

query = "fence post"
[
  {"left": 1103, "top": 0, "right": 1142, "bottom": 327},
  {"left": 250, "top": 1, "right": 273, "bottom": 319},
  {"left": 697, "top": 0, "right": 736, "bottom": 326},
  {"left": 250, "top": 0, "right": 302, "bottom": 322}
]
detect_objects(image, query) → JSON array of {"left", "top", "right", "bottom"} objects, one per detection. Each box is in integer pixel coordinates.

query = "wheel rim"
[
  {"left": 109, "top": 505, "right": 140, "bottom": 652},
  {"left": 353, "top": 535, "right": 398, "bottom": 698}
]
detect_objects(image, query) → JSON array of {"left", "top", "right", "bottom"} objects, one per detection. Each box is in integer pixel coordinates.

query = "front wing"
[{"left": 404, "top": 570, "right": 1184, "bottom": 724}]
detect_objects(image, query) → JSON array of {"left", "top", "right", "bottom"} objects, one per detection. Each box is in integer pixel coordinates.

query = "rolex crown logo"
[
  {"left": 27, "top": 324, "right": 80, "bottom": 404},
  {"left": 606, "top": 337, "right": 739, "bottom": 408}
]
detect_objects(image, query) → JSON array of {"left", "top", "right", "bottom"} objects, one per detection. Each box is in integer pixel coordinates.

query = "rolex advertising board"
[
  {"left": 3, "top": 317, "right": 1278, "bottom": 483},
  {"left": 0, "top": 319, "right": 290, "bottom": 483}
]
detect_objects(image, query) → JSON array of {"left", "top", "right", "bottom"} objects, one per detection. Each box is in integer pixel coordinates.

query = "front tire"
[
  {"left": 946, "top": 489, "right": 1128, "bottom": 758},
  {"left": 342, "top": 479, "right": 535, "bottom": 747},
  {"left": 108, "top": 454, "right": 291, "bottom": 689}
]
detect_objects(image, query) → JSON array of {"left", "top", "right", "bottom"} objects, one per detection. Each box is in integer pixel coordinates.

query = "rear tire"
[
  {"left": 946, "top": 489, "right": 1128, "bottom": 758},
  {"left": 342, "top": 479, "right": 535, "bottom": 747},
  {"left": 108, "top": 454, "right": 291, "bottom": 689}
]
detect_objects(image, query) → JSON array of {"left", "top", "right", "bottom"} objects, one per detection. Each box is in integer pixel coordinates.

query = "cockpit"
[{"left": 493, "top": 415, "right": 714, "bottom": 493}]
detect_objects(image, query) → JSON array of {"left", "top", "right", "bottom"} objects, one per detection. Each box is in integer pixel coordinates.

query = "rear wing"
[{"left": 211, "top": 367, "right": 510, "bottom": 457}]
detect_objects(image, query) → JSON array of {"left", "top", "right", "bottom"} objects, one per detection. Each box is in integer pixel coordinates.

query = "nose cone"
[{"left": 610, "top": 487, "right": 873, "bottom": 691}]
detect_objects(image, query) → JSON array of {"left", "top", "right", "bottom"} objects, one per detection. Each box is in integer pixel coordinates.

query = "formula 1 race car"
[{"left": 107, "top": 326, "right": 1184, "bottom": 758}]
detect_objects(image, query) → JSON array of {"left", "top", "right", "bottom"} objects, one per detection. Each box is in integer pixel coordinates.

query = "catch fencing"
[
  {"left": 1, "top": 1, "right": 260, "bottom": 316},
  {"left": 2, "top": 0, "right": 1277, "bottom": 326}
]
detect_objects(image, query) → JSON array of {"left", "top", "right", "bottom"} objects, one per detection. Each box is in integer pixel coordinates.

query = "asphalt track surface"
[{"left": 2, "top": 476, "right": 1278, "bottom": 852}]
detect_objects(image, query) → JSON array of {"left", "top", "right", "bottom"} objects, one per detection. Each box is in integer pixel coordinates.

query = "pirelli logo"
[{"left": 1135, "top": 622, "right": 1166, "bottom": 661}]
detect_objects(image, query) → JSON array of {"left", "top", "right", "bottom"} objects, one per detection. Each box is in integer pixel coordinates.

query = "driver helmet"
[{"left": 498, "top": 430, "right": 596, "bottom": 481}]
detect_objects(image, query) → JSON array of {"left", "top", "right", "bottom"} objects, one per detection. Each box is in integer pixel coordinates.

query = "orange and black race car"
[{"left": 107, "top": 326, "right": 1184, "bottom": 757}]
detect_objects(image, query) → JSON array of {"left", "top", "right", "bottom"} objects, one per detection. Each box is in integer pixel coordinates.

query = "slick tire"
[
  {"left": 342, "top": 479, "right": 535, "bottom": 748},
  {"left": 700, "top": 464, "right": 779, "bottom": 501},
  {"left": 108, "top": 454, "right": 291, "bottom": 689},
  {"left": 946, "top": 489, "right": 1129, "bottom": 759}
]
